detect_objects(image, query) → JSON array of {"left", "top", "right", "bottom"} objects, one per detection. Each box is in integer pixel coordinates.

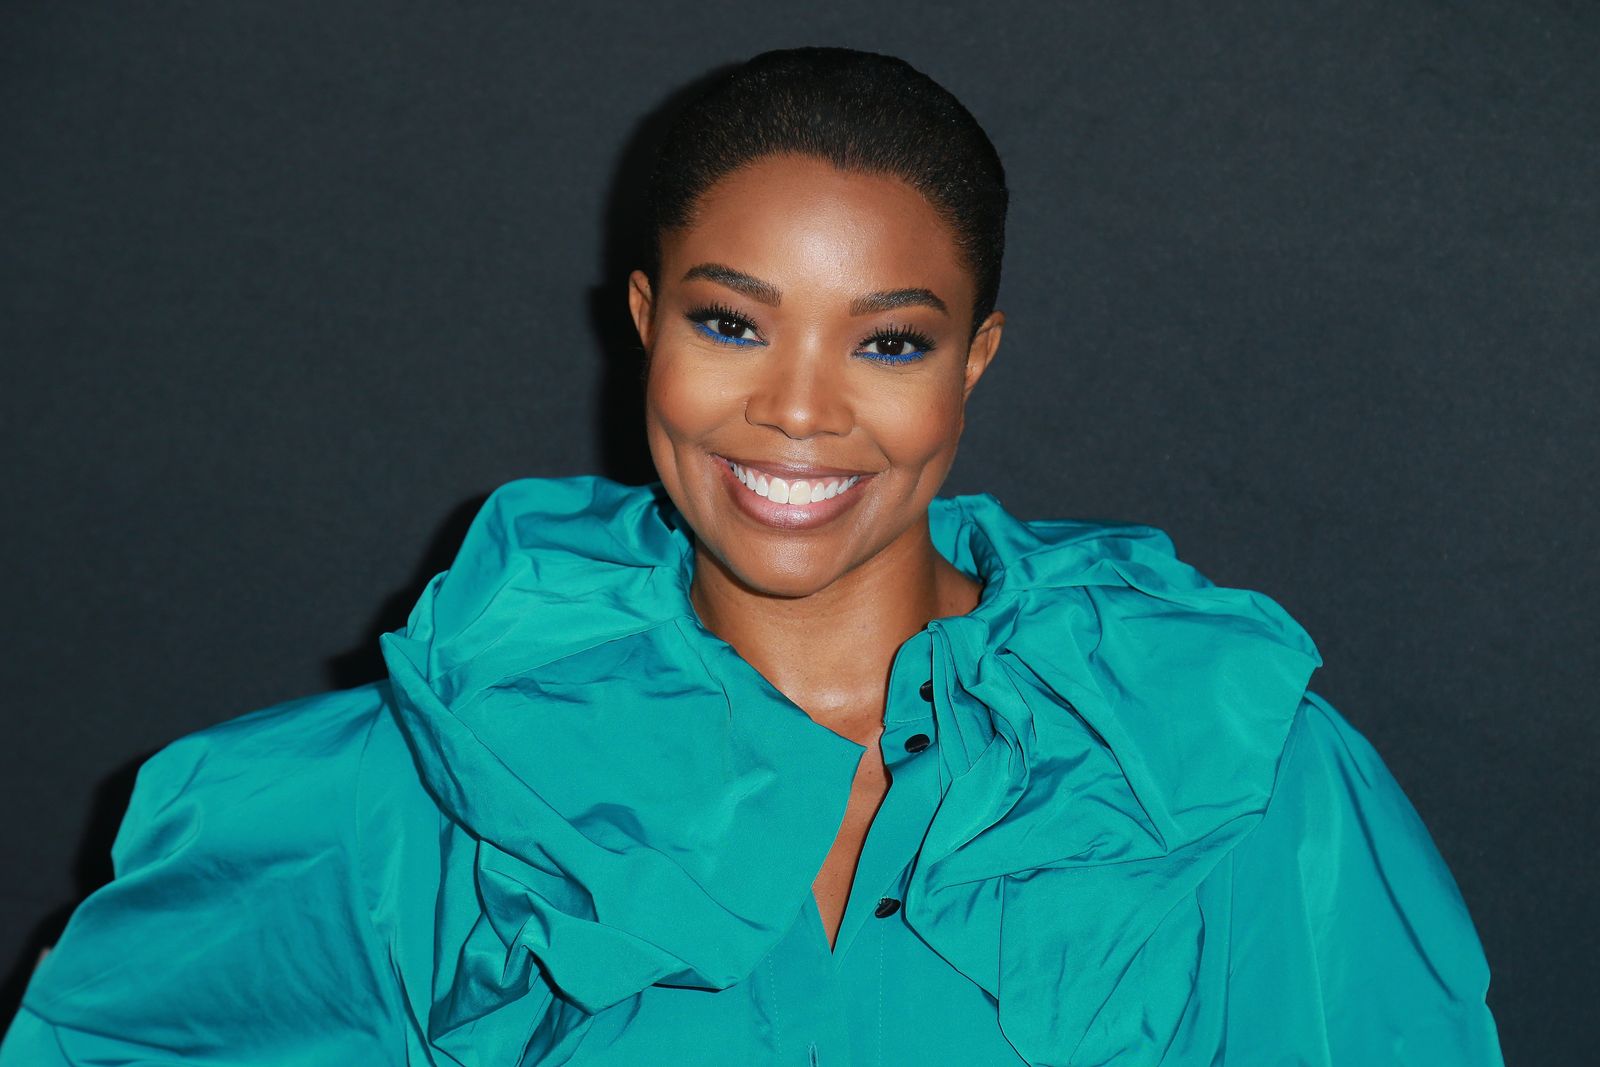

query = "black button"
[
  {"left": 873, "top": 897, "right": 902, "bottom": 918},
  {"left": 918, "top": 679, "right": 934, "bottom": 701},
  {"left": 904, "top": 733, "right": 931, "bottom": 754}
]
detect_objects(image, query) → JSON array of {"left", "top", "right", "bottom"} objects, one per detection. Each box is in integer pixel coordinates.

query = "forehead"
[{"left": 661, "top": 155, "right": 973, "bottom": 306}]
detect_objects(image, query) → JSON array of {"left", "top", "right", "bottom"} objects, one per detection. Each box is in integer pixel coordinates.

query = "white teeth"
[{"left": 727, "top": 461, "right": 861, "bottom": 506}]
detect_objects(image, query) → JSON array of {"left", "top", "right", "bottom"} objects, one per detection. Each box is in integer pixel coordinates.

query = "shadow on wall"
[
  {"left": 2, "top": 755, "right": 150, "bottom": 1018},
  {"left": 0, "top": 494, "right": 489, "bottom": 1025},
  {"left": 317, "top": 69, "right": 745, "bottom": 690},
  {"left": 2, "top": 69, "right": 740, "bottom": 1024},
  {"left": 587, "top": 64, "right": 740, "bottom": 488},
  {"left": 323, "top": 492, "right": 491, "bottom": 691}
]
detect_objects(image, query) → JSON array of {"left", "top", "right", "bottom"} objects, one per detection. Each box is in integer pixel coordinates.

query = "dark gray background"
[{"left": 3, "top": 1, "right": 1594, "bottom": 1060}]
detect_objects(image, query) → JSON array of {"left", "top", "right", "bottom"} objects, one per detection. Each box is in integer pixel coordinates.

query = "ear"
[
  {"left": 627, "top": 270, "right": 656, "bottom": 349},
  {"left": 961, "top": 310, "right": 1004, "bottom": 399}
]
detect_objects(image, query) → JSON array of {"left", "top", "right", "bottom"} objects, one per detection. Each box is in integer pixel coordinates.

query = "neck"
[{"left": 689, "top": 519, "right": 981, "bottom": 739}]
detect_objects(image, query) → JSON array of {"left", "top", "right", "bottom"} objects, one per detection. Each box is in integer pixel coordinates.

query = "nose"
[{"left": 743, "top": 343, "right": 853, "bottom": 440}]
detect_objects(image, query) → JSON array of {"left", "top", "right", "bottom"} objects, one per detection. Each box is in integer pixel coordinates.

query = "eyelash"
[
  {"left": 686, "top": 303, "right": 762, "bottom": 347},
  {"left": 860, "top": 323, "right": 938, "bottom": 364},
  {"left": 683, "top": 305, "right": 938, "bottom": 365}
]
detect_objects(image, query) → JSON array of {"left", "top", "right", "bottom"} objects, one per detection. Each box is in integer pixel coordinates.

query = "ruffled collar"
[{"left": 380, "top": 476, "right": 1321, "bottom": 1066}]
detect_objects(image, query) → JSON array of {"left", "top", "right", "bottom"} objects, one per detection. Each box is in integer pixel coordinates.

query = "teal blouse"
[{"left": 2, "top": 477, "right": 1503, "bottom": 1065}]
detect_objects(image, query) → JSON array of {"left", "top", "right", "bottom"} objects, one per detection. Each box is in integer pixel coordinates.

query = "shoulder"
[
  {"left": 1244, "top": 692, "right": 1490, "bottom": 954},
  {"left": 111, "top": 681, "right": 410, "bottom": 875},
  {"left": 137, "top": 678, "right": 391, "bottom": 773},
  {"left": 1241, "top": 692, "right": 1458, "bottom": 885},
  {"left": 1226, "top": 692, "right": 1501, "bottom": 1061},
  {"left": 1253, "top": 692, "right": 1446, "bottom": 856},
  {"left": 15, "top": 683, "right": 421, "bottom": 1059}
]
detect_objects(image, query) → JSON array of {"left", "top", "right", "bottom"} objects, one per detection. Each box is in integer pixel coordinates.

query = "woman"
[{"left": 2, "top": 47, "right": 1502, "bottom": 1066}]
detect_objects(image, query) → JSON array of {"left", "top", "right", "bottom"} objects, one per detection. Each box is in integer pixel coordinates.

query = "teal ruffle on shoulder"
[
  {"left": 381, "top": 477, "right": 1323, "bottom": 1064},
  {"left": 912, "top": 502, "right": 1320, "bottom": 1064},
  {"left": 379, "top": 480, "right": 869, "bottom": 1063}
]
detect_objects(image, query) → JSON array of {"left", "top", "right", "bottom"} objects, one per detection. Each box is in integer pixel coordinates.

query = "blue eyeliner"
[
  {"left": 686, "top": 303, "right": 765, "bottom": 347},
  {"left": 856, "top": 323, "right": 936, "bottom": 365},
  {"left": 684, "top": 304, "right": 934, "bottom": 362},
  {"left": 691, "top": 320, "right": 762, "bottom": 346},
  {"left": 857, "top": 348, "right": 927, "bottom": 365}
]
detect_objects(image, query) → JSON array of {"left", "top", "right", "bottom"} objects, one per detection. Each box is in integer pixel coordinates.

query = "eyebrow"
[
  {"left": 681, "top": 263, "right": 781, "bottom": 306},
  {"left": 848, "top": 287, "right": 948, "bottom": 316},
  {"left": 681, "top": 262, "right": 949, "bottom": 317}
]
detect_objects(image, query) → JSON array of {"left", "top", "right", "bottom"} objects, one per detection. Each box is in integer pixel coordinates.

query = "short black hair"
[{"left": 647, "top": 47, "right": 1009, "bottom": 333}]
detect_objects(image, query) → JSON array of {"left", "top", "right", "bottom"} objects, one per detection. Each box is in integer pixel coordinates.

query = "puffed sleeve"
[
  {"left": 0, "top": 691, "right": 403, "bottom": 1065},
  {"left": 1224, "top": 692, "right": 1504, "bottom": 1065}
]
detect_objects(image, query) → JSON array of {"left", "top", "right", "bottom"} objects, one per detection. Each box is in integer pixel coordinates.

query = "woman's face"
[{"left": 629, "top": 154, "right": 1003, "bottom": 599}]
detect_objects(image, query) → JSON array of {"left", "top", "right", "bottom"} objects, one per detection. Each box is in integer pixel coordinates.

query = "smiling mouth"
[{"left": 723, "top": 459, "right": 864, "bottom": 506}]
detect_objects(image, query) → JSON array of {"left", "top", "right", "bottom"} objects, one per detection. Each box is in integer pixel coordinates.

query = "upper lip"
[{"left": 716, "top": 454, "right": 873, "bottom": 480}]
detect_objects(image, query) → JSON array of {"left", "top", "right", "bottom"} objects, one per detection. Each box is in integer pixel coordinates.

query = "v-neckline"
[
  {"left": 814, "top": 754, "right": 939, "bottom": 958},
  {"left": 786, "top": 627, "right": 942, "bottom": 964}
]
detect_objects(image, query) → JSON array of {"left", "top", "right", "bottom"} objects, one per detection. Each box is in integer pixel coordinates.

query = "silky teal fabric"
[{"left": 3, "top": 476, "right": 1503, "bottom": 1065}]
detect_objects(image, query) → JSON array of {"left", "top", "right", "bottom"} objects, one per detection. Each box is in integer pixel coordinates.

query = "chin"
[{"left": 705, "top": 536, "right": 854, "bottom": 600}]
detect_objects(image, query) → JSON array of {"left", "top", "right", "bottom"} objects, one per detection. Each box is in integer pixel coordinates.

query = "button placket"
[{"left": 884, "top": 640, "right": 936, "bottom": 764}]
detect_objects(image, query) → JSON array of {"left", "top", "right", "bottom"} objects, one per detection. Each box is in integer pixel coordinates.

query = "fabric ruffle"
[
  {"left": 380, "top": 476, "right": 1320, "bottom": 1066},
  {"left": 911, "top": 504, "right": 1320, "bottom": 1065}
]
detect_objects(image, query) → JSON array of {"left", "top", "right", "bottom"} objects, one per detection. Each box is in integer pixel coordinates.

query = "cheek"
[
  {"left": 865, "top": 367, "right": 969, "bottom": 469},
  {"left": 644, "top": 349, "right": 741, "bottom": 470},
  {"left": 646, "top": 350, "right": 700, "bottom": 436}
]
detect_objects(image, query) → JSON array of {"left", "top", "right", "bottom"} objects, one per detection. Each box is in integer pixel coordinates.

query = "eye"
[
  {"left": 856, "top": 327, "right": 936, "bottom": 365},
  {"left": 686, "top": 304, "right": 763, "bottom": 347}
]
